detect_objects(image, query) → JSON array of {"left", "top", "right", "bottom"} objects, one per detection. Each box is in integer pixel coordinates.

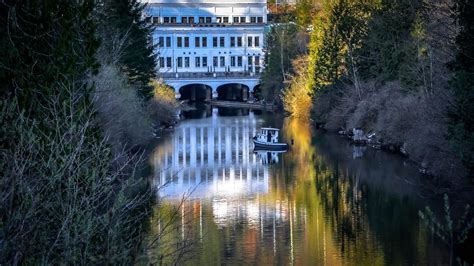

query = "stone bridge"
[{"left": 160, "top": 72, "right": 261, "bottom": 101}]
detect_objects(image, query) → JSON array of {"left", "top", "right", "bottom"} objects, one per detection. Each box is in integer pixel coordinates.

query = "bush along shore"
[
  {"left": 262, "top": 0, "right": 474, "bottom": 185},
  {"left": 0, "top": 0, "right": 178, "bottom": 264}
]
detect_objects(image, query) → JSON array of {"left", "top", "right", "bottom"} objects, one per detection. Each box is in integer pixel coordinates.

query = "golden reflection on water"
[{"left": 147, "top": 110, "right": 447, "bottom": 265}]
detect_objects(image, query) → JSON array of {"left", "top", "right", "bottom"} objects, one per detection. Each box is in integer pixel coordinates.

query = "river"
[{"left": 147, "top": 106, "right": 451, "bottom": 265}]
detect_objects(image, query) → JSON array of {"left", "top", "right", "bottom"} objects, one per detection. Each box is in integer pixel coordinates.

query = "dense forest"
[
  {"left": 0, "top": 0, "right": 177, "bottom": 263},
  {"left": 263, "top": 0, "right": 474, "bottom": 182}
]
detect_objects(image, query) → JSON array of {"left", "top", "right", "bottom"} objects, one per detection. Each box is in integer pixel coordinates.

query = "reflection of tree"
[
  {"left": 146, "top": 199, "right": 196, "bottom": 264},
  {"left": 149, "top": 135, "right": 174, "bottom": 180},
  {"left": 275, "top": 118, "right": 447, "bottom": 264},
  {"left": 312, "top": 133, "right": 449, "bottom": 265}
]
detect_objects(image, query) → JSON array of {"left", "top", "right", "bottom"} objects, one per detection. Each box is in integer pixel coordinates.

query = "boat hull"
[{"left": 253, "top": 139, "right": 288, "bottom": 151}]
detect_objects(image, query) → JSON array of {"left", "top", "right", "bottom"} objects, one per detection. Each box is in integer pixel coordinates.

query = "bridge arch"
[
  {"left": 216, "top": 83, "right": 250, "bottom": 102},
  {"left": 179, "top": 83, "right": 212, "bottom": 102}
]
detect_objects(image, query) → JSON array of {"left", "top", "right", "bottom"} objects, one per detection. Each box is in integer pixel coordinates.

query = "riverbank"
[
  {"left": 313, "top": 119, "right": 473, "bottom": 190},
  {"left": 311, "top": 82, "right": 469, "bottom": 185}
]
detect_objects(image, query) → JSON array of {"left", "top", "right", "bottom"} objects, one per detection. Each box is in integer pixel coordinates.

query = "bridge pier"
[{"left": 242, "top": 87, "right": 249, "bottom": 101}]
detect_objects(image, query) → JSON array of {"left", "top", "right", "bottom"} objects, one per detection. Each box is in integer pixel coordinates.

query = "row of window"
[
  {"left": 149, "top": 16, "right": 264, "bottom": 25},
  {"left": 156, "top": 36, "right": 260, "bottom": 48},
  {"left": 158, "top": 56, "right": 261, "bottom": 68}
]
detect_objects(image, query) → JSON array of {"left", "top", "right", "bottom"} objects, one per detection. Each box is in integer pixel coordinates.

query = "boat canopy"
[{"left": 256, "top": 128, "right": 280, "bottom": 143}]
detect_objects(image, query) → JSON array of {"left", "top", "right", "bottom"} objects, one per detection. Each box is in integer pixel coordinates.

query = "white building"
[{"left": 142, "top": 0, "right": 267, "bottom": 101}]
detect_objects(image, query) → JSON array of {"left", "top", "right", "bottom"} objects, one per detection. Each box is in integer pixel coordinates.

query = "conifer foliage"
[
  {"left": 0, "top": 0, "right": 154, "bottom": 264},
  {"left": 449, "top": 0, "right": 474, "bottom": 177},
  {"left": 0, "top": 0, "right": 99, "bottom": 111},
  {"left": 101, "top": 0, "right": 157, "bottom": 99}
]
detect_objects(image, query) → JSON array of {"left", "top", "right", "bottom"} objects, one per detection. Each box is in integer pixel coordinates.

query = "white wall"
[{"left": 143, "top": 0, "right": 267, "bottom": 75}]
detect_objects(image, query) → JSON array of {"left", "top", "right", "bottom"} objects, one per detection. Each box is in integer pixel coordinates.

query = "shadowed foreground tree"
[
  {"left": 449, "top": 0, "right": 474, "bottom": 177},
  {"left": 0, "top": 0, "right": 153, "bottom": 263},
  {"left": 99, "top": 0, "right": 157, "bottom": 99}
]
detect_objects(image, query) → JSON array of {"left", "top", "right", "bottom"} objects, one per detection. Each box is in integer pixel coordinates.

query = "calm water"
[{"left": 148, "top": 106, "right": 450, "bottom": 265}]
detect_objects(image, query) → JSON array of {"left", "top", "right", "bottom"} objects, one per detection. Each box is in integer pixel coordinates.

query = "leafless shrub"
[
  {"left": 402, "top": 90, "right": 466, "bottom": 179},
  {"left": 375, "top": 87, "right": 419, "bottom": 143},
  {"left": 92, "top": 65, "right": 153, "bottom": 153},
  {"left": 0, "top": 86, "right": 153, "bottom": 264},
  {"left": 311, "top": 85, "right": 342, "bottom": 125},
  {"left": 343, "top": 82, "right": 381, "bottom": 130},
  {"left": 320, "top": 80, "right": 467, "bottom": 179},
  {"left": 323, "top": 83, "right": 363, "bottom": 130},
  {"left": 148, "top": 100, "right": 179, "bottom": 128}
]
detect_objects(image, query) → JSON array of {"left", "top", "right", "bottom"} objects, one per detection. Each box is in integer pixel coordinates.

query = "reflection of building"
[
  {"left": 142, "top": 0, "right": 266, "bottom": 100},
  {"left": 152, "top": 109, "right": 269, "bottom": 198}
]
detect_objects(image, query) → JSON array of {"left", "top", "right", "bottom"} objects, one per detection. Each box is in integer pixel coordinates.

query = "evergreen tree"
[
  {"left": 449, "top": 0, "right": 474, "bottom": 177},
  {"left": 355, "top": 0, "right": 422, "bottom": 84},
  {"left": 101, "top": 0, "right": 157, "bottom": 99},
  {"left": 311, "top": 0, "right": 373, "bottom": 94},
  {"left": 1, "top": 1, "right": 153, "bottom": 263},
  {"left": 454, "top": 0, "right": 474, "bottom": 72},
  {"left": 261, "top": 23, "right": 301, "bottom": 102},
  {"left": 0, "top": 0, "right": 99, "bottom": 111}
]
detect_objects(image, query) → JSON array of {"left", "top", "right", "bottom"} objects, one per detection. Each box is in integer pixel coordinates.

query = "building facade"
[{"left": 142, "top": 0, "right": 267, "bottom": 100}]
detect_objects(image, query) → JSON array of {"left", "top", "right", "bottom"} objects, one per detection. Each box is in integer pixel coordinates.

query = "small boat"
[{"left": 253, "top": 127, "right": 288, "bottom": 150}]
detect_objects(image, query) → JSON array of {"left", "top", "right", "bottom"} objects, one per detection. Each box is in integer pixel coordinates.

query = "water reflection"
[
  {"left": 255, "top": 150, "right": 285, "bottom": 164},
  {"left": 152, "top": 109, "right": 269, "bottom": 199},
  {"left": 180, "top": 105, "right": 253, "bottom": 120},
  {"left": 352, "top": 145, "right": 367, "bottom": 159},
  {"left": 217, "top": 107, "right": 250, "bottom": 117},
  {"left": 149, "top": 108, "right": 449, "bottom": 265},
  {"left": 180, "top": 103, "right": 213, "bottom": 119}
]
